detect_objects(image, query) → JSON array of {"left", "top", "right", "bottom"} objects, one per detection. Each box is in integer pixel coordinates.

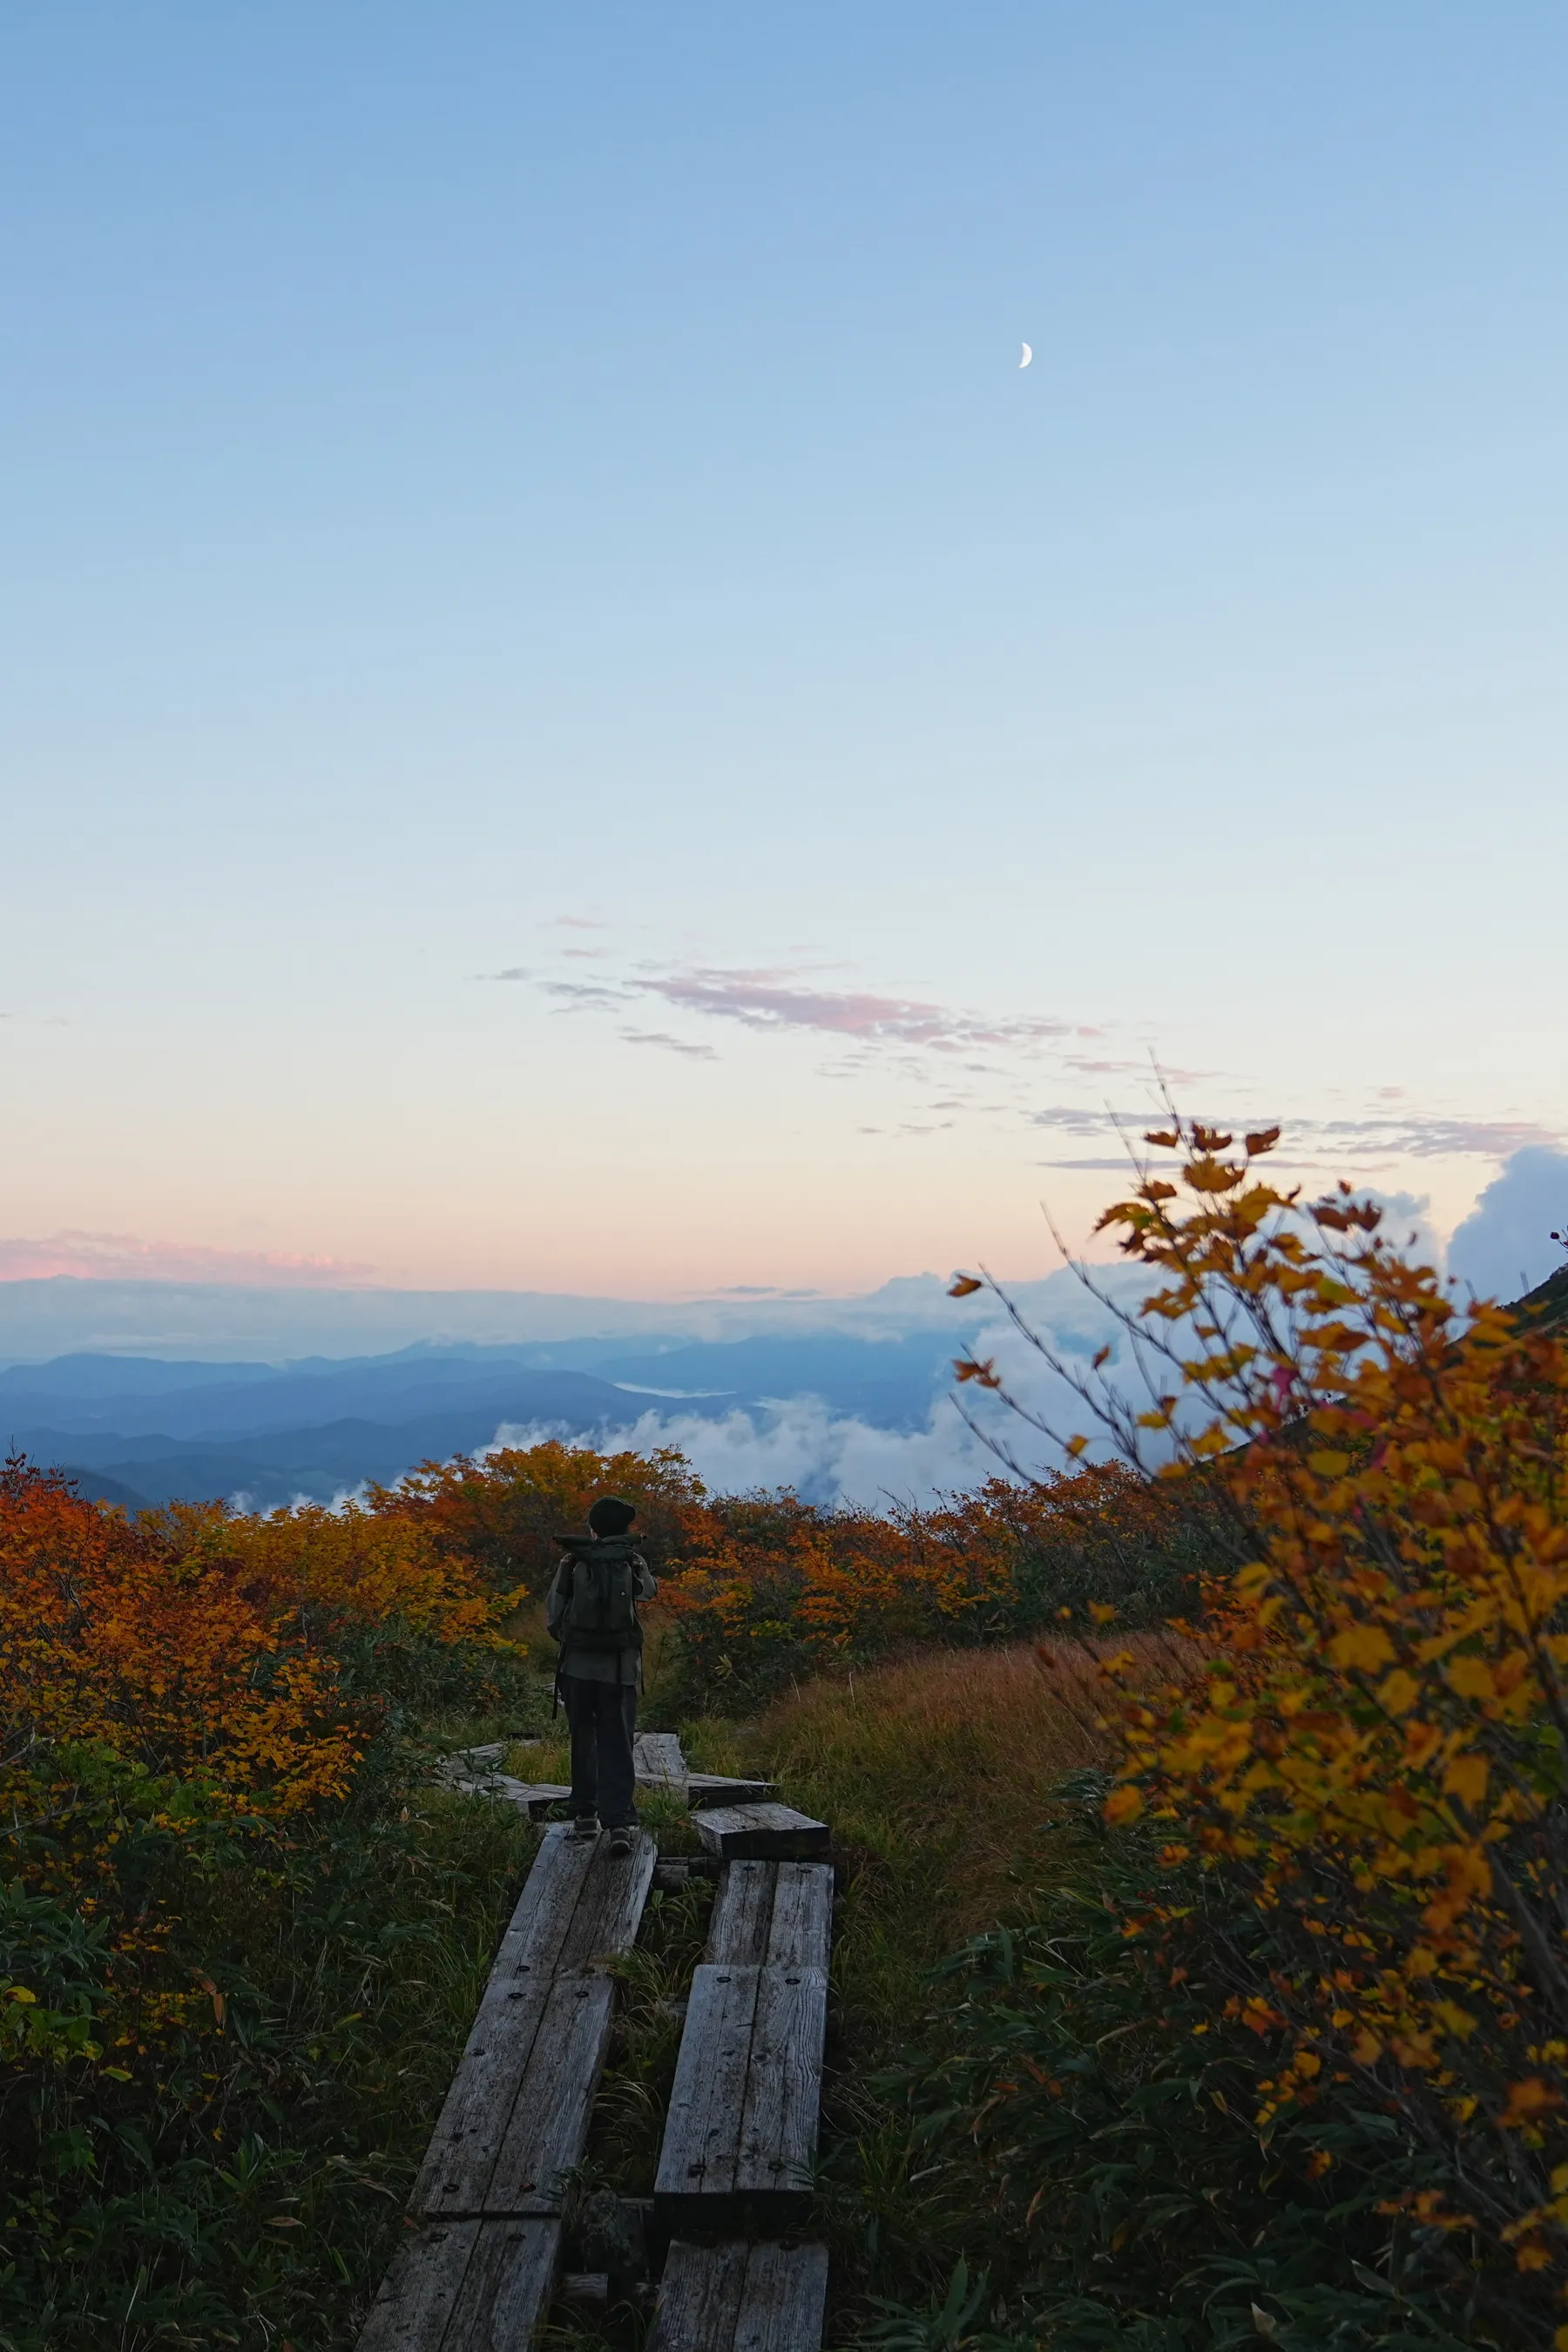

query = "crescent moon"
[{"left": 1019, "top": 341, "right": 1032, "bottom": 368}]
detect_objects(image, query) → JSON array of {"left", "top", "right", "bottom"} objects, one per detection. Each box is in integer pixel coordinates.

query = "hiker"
[{"left": 545, "top": 1496, "right": 656, "bottom": 1856}]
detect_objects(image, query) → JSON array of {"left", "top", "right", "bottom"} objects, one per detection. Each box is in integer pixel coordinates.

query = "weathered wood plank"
[
  {"left": 356, "top": 2220, "right": 477, "bottom": 2352},
  {"left": 414, "top": 1828, "right": 594, "bottom": 2217},
  {"left": 556, "top": 1828, "right": 656, "bottom": 1973},
  {"left": 645, "top": 2238, "right": 747, "bottom": 2352},
  {"left": 653, "top": 1964, "right": 760, "bottom": 2217},
  {"left": 443, "top": 2217, "right": 561, "bottom": 2350},
  {"left": 706, "top": 1861, "right": 775, "bottom": 1965},
  {"left": 416, "top": 1828, "right": 653, "bottom": 2220},
  {"left": 645, "top": 2240, "right": 828, "bottom": 2352},
  {"left": 686, "top": 1774, "right": 777, "bottom": 1808},
  {"left": 694, "top": 1803, "right": 830, "bottom": 1862},
  {"left": 633, "top": 1731, "right": 687, "bottom": 1790},
  {"left": 455, "top": 1775, "right": 573, "bottom": 1820},
  {"left": 655, "top": 1957, "right": 827, "bottom": 2232},
  {"left": 482, "top": 1830, "right": 655, "bottom": 2215},
  {"left": 733, "top": 2241, "right": 829, "bottom": 2352},
  {"left": 486, "top": 1970, "right": 615, "bottom": 2213},
  {"left": 765, "top": 1863, "right": 833, "bottom": 1974},
  {"left": 733, "top": 1964, "right": 827, "bottom": 2220},
  {"left": 513, "top": 1781, "right": 574, "bottom": 1821}
]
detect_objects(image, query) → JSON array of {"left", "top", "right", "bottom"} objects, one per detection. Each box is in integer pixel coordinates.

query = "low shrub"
[
  {"left": 367, "top": 1437, "right": 711, "bottom": 1593},
  {"left": 656, "top": 1472, "right": 1208, "bottom": 1713},
  {"left": 859, "top": 1779, "right": 1499, "bottom": 2350},
  {"left": 366, "top": 1437, "right": 1213, "bottom": 1719},
  {"left": 941, "top": 1117, "right": 1568, "bottom": 2340},
  {"left": 0, "top": 1456, "right": 540, "bottom": 2350}
]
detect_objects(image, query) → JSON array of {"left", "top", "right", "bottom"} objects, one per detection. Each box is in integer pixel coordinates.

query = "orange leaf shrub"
[
  {"left": 161, "top": 1495, "right": 523, "bottom": 1654},
  {"left": 0, "top": 1453, "right": 538, "bottom": 2349},
  {"left": 0, "top": 1456, "right": 529, "bottom": 2075},
  {"left": 656, "top": 1470, "right": 1203, "bottom": 1706},
  {"left": 359, "top": 1436, "right": 1203, "bottom": 1709},
  {"left": 0, "top": 1463, "right": 358, "bottom": 1815},
  {"left": 1036, "top": 1122, "right": 1568, "bottom": 2313},
  {"left": 368, "top": 1437, "right": 713, "bottom": 1592}
]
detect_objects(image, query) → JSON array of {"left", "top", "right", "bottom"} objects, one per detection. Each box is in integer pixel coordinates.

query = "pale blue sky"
[{"left": 2, "top": 4, "right": 1565, "bottom": 1294}]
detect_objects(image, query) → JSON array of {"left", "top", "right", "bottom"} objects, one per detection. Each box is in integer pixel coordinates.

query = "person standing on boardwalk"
[{"left": 546, "top": 1496, "right": 657, "bottom": 1856}]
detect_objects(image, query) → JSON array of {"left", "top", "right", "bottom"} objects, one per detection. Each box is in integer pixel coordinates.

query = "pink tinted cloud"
[
  {"left": 641, "top": 968, "right": 1089, "bottom": 1052},
  {"left": 1307, "top": 1114, "right": 1561, "bottom": 1159},
  {"left": 0, "top": 1231, "right": 376, "bottom": 1286},
  {"left": 1030, "top": 1105, "right": 1563, "bottom": 1162},
  {"left": 619, "top": 1029, "right": 720, "bottom": 1061}
]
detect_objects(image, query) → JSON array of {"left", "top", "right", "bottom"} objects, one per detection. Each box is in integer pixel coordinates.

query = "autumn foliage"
[
  {"left": 362, "top": 1431, "right": 1203, "bottom": 1709},
  {"left": 0, "top": 1455, "right": 530, "bottom": 2341},
  {"left": 0, "top": 1440, "right": 550, "bottom": 2351},
  {"left": 367, "top": 1436, "right": 712, "bottom": 1593},
  {"left": 989, "top": 1119, "right": 1568, "bottom": 2333},
  {"left": 652, "top": 1469, "right": 1202, "bottom": 1706}
]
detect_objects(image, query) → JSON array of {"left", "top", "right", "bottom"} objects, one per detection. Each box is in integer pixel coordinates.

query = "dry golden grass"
[
  {"left": 504, "top": 1623, "right": 1201, "bottom": 2039},
  {"left": 669, "top": 1632, "right": 1201, "bottom": 2038}
]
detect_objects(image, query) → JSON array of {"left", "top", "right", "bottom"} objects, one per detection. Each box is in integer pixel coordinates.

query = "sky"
[{"left": 3, "top": 3, "right": 1565, "bottom": 1302}]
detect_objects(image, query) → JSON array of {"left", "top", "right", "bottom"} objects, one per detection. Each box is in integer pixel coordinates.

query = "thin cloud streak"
[
  {"left": 1030, "top": 1105, "right": 1563, "bottom": 1163},
  {"left": 640, "top": 967, "right": 1094, "bottom": 1052},
  {"left": 619, "top": 1030, "right": 720, "bottom": 1060},
  {"left": 499, "top": 947, "right": 1562, "bottom": 1185},
  {"left": 0, "top": 1231, "right": 378, "bottom": 1286}
]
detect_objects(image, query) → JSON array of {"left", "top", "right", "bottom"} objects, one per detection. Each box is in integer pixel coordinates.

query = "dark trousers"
[{"left": 561, "top": 1674, "right": 638, "bottom": 1827}]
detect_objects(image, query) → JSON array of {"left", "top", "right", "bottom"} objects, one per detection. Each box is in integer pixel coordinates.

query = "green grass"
[
  {"left": 2, "top": 1747, "right": 542, "bottom": 2352},
  {"left": 518, "top": 1640, "right": 1124, "bottom": 2346}
]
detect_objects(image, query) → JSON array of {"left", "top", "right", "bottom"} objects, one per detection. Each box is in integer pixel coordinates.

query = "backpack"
[{"left": 557, "top": 1536, "right": 645, "bottom": 1654}]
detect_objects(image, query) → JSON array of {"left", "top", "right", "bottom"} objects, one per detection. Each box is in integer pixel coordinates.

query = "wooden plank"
[
  {"left": 512, "top": 1781, "right": 573, "bottom": 1821},
  {"left": 654, "top": 1964, "right": 760, "bottom": 2218},
  {"left": 645, "top": 2240, "right": 828, "bottom": 2352},
  {"left": 483, "top": 1828, "right": 656, "bottom": 2215},
  {"left": 443, "top": 1740, "right": 508, "bottom": 1772},
  {"left": 556, "top": 1828, "right": 656, "bottom": 1973},
  {"left": 655, "top": 1960, "right": 827, "bottom": 2232},
  {"left": 733, "top": 2241, "right": 828, "bottom": 2352},
  {"left": 694, "top": 1803, "right": 830, "bottom": 1862},
  {"left": 687, "top": 1774, "right": 777, "bottom": 1808},
  {"left": 645, "top": 2239, "right": 747, "bottom": 2352},
  {"left": 415, "top": 1828, "right": 653, "bottom": 2220},
  {"left": 633, "top": 1731, "right": 687, "bottom": 1790},
  {"left": 443, "top": 2218, "right": 561, "bottom": 2350},
  {"left": 356, "top": 2220, "right": 477, "bottom": 2352},
  {"left": 765, "top": 1863, "right": 833, "bottom": 1974},
  {"left": 733, "top": 1964, "right": 827, "bottom": 2220},
  {"left": 706, "top": 1861, "right": 775, "bottom": 1966},
  {"left": 486, "top": 1970, "right": 615, "bottom": 2213},
  {"left": 455, "top": 1775, "right": 573, "bottom": 1820},
  {"left": 414, "top": 1828, "right": 594, "bottom": 2217}
]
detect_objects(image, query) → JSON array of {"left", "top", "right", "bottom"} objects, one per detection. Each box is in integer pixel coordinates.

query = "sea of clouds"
[
  {"left": 477, "top": 1152, "right": 1568, "bottom": 1511},
  {"left": 485, "top": 1274, "right": 1149, "bottom": 1509}
]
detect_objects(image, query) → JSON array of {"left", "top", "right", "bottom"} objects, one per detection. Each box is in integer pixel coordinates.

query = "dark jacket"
[{"left": 546, "top": 1543, "right": 657, "bottom": 1686}]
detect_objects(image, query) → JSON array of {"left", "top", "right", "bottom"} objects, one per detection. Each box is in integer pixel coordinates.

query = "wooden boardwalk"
[
  {"left": 358, "top": 1824, "right": 653, "bottom": 2351},
  {"left": 646, "top": 2239, "right": 830, "bottom": 2352},
  {"left": 654, "top": 1860, "right": 831, "bottom": 2234},
  {"left": 451, "top": 1735, "right": 775, "bottom": 1820},
  {"left": 363, "top": 1740, "right": 832, "bottom": 2348}
]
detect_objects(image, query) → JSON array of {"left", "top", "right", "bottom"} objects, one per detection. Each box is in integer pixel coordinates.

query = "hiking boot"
[
  {"left": 607, "top": 1824, "right": 634, "bottom": 1857},
  {"left": 571, "top": 1814, "right": 601, "bottom": 1842}
]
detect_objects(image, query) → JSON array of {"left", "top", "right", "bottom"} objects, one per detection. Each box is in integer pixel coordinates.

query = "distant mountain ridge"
[
  {"left": 0, "top": 1273, "right": 977, "bottom": 1363},
  {"left": 3, "top": 1330, "right": 970, "bottom": 1511}
]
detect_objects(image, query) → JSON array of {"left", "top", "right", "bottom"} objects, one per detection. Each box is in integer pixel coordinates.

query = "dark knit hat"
[{"left": 587, "top": 1496, "right": 637, "bottom": 1536}]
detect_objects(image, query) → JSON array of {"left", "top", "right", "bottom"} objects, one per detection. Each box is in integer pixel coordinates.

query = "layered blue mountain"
[{"left": 0, "top": 1333, "right": 963, "bottom": 1510}]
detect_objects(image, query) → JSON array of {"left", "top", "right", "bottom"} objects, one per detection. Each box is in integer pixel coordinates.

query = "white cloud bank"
[
  {"left": 490, "top": 1394, "right": 1010, "bottom": 1510},
  {"left": 1448, "top": 1147, "right": 1568, "bottom": 1302},
  {"left": 486, "top": 1292, "right": 1141, "bottom": 1509}
]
